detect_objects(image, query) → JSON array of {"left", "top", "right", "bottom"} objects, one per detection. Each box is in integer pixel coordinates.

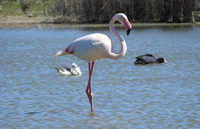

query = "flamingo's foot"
[{"left": 91, "top": 108, "right": 94, "bottom": 112}]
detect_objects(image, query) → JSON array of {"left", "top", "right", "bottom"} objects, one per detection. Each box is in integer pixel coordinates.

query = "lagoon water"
[{"left": 0, "top": 24, "right": 200, "bottom": 128}]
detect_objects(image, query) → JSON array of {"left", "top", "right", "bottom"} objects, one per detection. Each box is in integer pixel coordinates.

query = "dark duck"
[{"left": 134, "top": 54, "right": 167, "bottom": 65}]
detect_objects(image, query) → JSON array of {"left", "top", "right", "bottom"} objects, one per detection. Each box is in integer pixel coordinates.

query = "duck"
[
  {"left": 134, "top": 54, "right": 167, "bottom": 65},
  {"left": 55, "top": 63, "right": 82, "bottom": 76}
]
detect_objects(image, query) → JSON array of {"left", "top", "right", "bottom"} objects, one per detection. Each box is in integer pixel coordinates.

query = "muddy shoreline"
[{"left": 0, "top": 16, "right": 200, "bottom": 28}]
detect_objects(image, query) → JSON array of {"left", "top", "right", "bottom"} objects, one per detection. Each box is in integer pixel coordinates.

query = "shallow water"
[{"left": 0, "top": 24, "right": 200, "bottom": 128}]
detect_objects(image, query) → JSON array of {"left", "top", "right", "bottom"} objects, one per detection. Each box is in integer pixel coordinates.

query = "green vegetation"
[
  {"left": 27, "top": 2, "right": 44, "bottom": 16},
  {"left": 0, "top": 0, "right": 45, "bottom": 17},
  {"left": 153, "top": 18, "right": 160, "bottom": 22},
  {"left": 0, "top": 0, "right": 200, "bottom": 23},
  {"left": 1, "top": 1, "right": 21, "bottom": 17}
]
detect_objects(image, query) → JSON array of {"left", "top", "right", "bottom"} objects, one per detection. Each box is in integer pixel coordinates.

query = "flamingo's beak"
[
  {"left": 123, "top": 17, "right": 131, "bottom": 36},
  {"left": 127, "top": 29, "right": 131, "bottom": 36}
]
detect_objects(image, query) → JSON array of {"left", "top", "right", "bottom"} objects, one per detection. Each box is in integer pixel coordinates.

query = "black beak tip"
[{"left": 127, "top": 29, "right": 131, "bottom": 36}]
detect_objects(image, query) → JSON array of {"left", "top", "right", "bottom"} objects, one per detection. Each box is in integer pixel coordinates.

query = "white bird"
[
  {"left": 54, "top": 13, "right": 131, "bottom": 112},
  {"left": 55, "top": 63, "right": 81, "bottom": 76}
]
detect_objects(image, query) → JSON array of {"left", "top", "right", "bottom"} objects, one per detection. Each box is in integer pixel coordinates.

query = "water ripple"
[{"left": 0, "top": 25, "right": 200, "bottom": 128}]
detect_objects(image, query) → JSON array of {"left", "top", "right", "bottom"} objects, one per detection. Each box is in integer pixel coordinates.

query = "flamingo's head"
[{"left": 115, "top": 13, "right": 132, "bottom": 36}]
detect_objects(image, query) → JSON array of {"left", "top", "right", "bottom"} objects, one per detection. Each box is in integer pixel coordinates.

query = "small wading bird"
[
  {"left": 55, "top": 63, "right": 81, "bottom": 76},
  {"left": 54, "top": 13, "right": 131, "bottom": 112},
  {"left": 134, "top": 54, "right": 167, "bottom": 65}
]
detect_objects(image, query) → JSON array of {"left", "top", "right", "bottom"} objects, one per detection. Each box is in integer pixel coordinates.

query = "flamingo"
[{"left": 54, "top": 13, "right": 131, "bottom": 112}]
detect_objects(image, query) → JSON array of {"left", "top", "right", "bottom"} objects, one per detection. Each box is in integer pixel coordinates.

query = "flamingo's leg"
[{"left": 86, "top": 62, "right": 95, "bottom": 112}]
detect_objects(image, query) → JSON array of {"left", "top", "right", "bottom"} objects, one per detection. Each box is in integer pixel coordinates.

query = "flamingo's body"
[{"left": 54, "top": 13, "right": 131, "bottom": 112}]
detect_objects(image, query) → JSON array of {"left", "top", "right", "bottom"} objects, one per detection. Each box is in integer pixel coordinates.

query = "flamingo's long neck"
[{"left": 108, "top": 17, "right": 127, "bottom": 60}]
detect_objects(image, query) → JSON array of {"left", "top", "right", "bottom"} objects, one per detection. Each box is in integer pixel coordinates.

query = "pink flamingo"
[{"left": 54, "top": 13, "right": 131, "bottom": 112}]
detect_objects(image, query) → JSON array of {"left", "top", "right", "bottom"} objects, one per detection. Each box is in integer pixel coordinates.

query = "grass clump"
[
  {"left": 0, "top": 1, "right": 22, "bottom": 17},
  {"left": 0, "top": 1, "right": 45, "bottom": 17}
]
